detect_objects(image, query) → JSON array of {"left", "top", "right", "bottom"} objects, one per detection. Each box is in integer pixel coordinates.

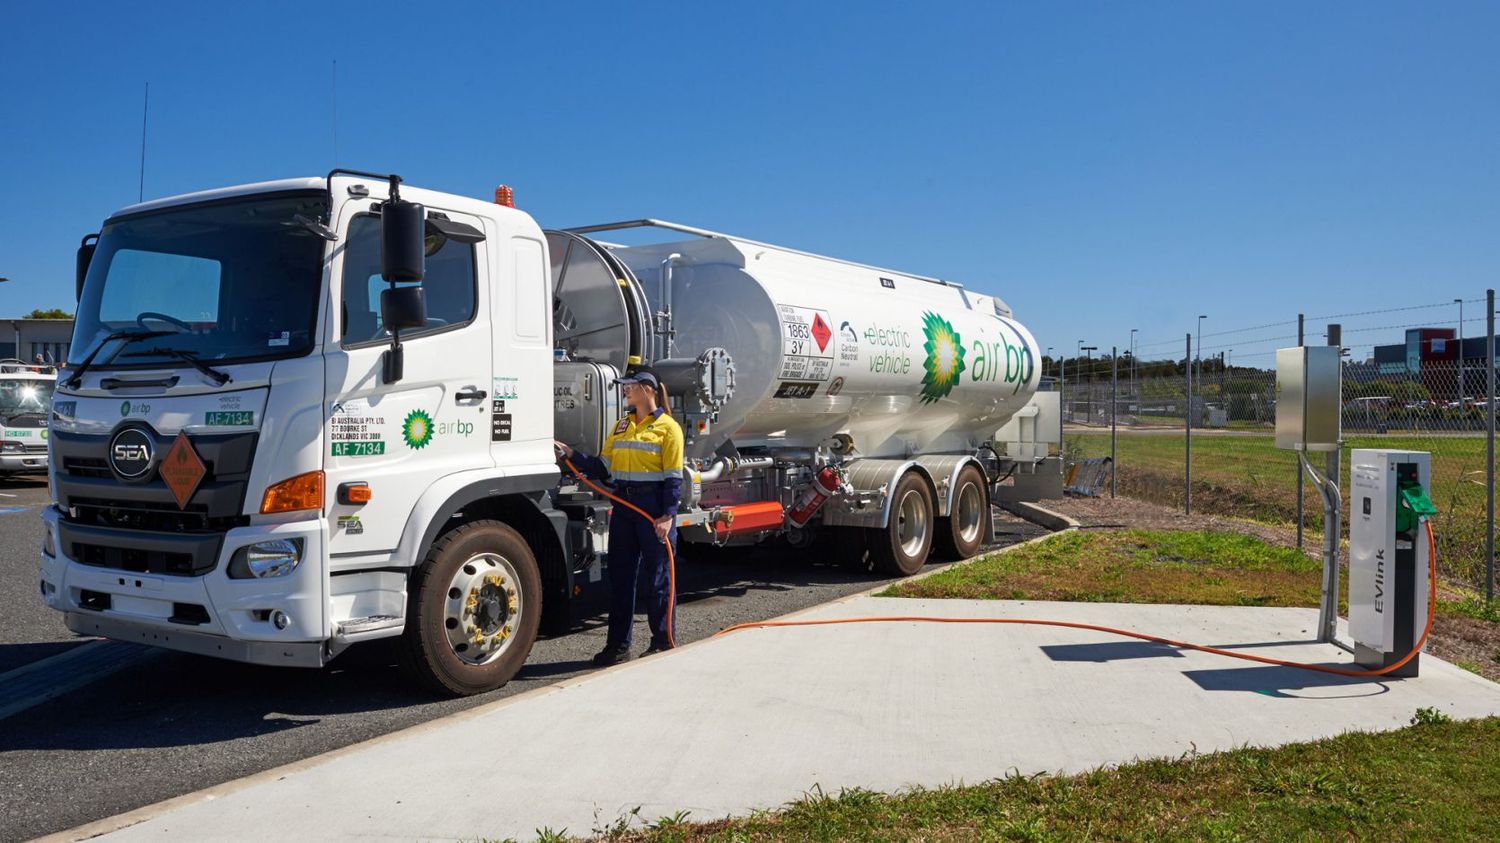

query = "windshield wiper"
[
  {"left": 120, "top": 347, "right": 232, "bottom": 386},
  {"left": 62, "top": 330, "right": 174, "bottom": 388}
]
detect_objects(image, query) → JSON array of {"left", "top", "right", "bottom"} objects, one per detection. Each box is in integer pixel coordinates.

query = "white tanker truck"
[{"left": 40, "top": 172, "right": 1042, "bottom": 694}]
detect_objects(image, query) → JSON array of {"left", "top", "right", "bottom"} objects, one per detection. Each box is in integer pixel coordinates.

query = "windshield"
[
  {"left": 0, "top": 379, "right": 56, "bottom": 417},
  {"left": 70, "top": 192, "right": 329, "bottom": 368}
]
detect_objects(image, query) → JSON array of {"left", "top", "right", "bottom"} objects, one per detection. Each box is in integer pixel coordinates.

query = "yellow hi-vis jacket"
[{"left": 600, "top": 409, "right": 684, "bottom": 484}]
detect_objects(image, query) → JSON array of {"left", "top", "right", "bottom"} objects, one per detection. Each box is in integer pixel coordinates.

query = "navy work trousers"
[{"left": 606, "top": 490, "right": 677, "bottom": 649}]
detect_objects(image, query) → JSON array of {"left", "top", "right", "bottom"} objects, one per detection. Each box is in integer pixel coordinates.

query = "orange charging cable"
[
  {"left": 715, "top": 521, "right": 1438, "bottom": 679},
  {"left": 565, "top": 457, "right": 676, "bottom": 648}
]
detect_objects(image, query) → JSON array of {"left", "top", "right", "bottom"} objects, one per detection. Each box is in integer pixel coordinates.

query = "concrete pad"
[{"left": 66, "top": 598, "right": 1500, "bottom": 842}]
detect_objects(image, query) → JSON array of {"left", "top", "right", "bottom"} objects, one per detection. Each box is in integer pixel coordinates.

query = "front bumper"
[
  {"left": 39, "top": 506, "right": 330, "bottom": 668},
  {"left": 0, "top": 454, "right": 48, "bottom": 473},
  {"left": 64, "top": 611, "right": 326, "bottom": 667}
]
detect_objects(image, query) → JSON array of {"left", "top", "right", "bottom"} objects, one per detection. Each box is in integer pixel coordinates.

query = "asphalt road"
[
  {"left": 0, "top": 491, "right": 1046, "bottom": 842},
  {"left": 0, "top": 475, "right": 73, "bottom": 674}
]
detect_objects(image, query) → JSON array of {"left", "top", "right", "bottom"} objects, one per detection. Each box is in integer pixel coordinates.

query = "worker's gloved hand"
[{"left": 553, "top": 440, "right": 573, "bottom": 462}]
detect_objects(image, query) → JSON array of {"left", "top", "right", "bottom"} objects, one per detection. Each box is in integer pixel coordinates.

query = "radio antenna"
[{"left": 138, "top": 82, "right": 149, "bottom": 202}]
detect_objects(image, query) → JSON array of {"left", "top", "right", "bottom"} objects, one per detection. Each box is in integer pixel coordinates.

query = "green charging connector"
[{"left": 1396, "top": 479, "right": 1437, "bottom": 534}]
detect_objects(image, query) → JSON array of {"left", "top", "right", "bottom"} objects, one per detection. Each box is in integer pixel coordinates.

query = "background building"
[{"left": 1, "top": 318, "right": 73, "bottom": 364}]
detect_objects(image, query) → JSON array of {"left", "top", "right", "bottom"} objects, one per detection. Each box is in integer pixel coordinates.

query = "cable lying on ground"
[{"left": 716, "top": 522, "right": 1438, "bottom": 680}]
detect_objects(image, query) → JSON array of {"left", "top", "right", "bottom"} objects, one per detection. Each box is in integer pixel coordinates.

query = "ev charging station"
[
  {"left": 1349, "top": 450, "right": 1436, "bottom": 676},
  {"left": 1276, "top": 346, "right": 1437, "bottom": 676}
]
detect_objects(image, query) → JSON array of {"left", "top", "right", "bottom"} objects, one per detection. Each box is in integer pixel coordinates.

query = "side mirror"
[
  {"left": 380, "top": 285, "right": 426, "bottom": 332},
  {"left": 381, "top": 200, "right": 426, "bottom": 282},
  {"left": 379, "top": 285, "right": 425, "bottom": 385},
  {"left": 76, "top": 234, "right": 98, "bottom": 301}
]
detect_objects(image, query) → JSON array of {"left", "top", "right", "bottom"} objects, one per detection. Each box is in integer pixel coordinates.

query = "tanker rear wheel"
[
  {"left": 935, "top": 465, "right": 989, "bottom": 560},
  {"left": 867, "top": 472, "right": 933, "bottom": 576}
]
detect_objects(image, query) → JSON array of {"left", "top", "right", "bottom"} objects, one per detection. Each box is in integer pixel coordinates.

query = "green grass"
[
  {"left": 883, "top": 529, "right": 1344, "bottom": 610},
  {"left": 1073, "top": 431, "right": 1494, "bottom": 585},
  {"left": 566, "top": 717, "right": 1500, "bottom": 841}
]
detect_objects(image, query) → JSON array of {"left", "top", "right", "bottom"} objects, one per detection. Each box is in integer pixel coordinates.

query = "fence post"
[
  {"left": 1297, "top": 313, "right": 1305, "bottom": 551},
  {"left": 1488, "top": 289, "right": 1495, "bottom": 604},
  {"left": 1185, "top": 333, "right": 1192, "bottom": 515},
  {"left": 1111, "top": 346, "right": 1118, "bottom": 498}
]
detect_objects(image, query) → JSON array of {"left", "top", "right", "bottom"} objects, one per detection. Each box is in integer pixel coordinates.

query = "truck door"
[{"left": 324, "top": 202, "right": 493, "bottom": 557}]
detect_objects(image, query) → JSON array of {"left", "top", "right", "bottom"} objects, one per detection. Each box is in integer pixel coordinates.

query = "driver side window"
[{"left": 340, "top": 214, "right": 477, "bottom": 346}]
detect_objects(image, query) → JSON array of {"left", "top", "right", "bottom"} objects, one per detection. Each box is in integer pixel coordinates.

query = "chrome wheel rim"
[
  {"left": 897, "top": 488, "right": 929, "bottom": 557},
  {"left": 956, "top": 481, "right": 985, "bottom": 545},
  {"left": 444, "top": 552, "right": 523, "bottom": 665}
]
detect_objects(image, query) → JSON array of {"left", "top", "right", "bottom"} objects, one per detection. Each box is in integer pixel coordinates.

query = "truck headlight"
[
  {"left": 228, "top": 538, "right": 304, "bottom": 579},
  {"left": 1, "top": 442, "right": 21, "bottom": 453}
]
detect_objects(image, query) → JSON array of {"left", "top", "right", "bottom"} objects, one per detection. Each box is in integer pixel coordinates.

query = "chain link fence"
[{"left": 1063, "top": 356, "right": 1496, "bottom": 591}]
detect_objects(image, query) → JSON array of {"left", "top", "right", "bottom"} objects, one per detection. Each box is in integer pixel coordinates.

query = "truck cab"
[{"left": 43, "top": 174, "right": 567, "bottom": 694}]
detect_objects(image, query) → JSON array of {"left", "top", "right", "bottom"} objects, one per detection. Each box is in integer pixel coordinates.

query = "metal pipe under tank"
[{"left": 695, "top": 455, "right": 775, "bottom": 483}]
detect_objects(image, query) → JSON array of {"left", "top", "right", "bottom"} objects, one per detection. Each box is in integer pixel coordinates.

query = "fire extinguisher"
[{"left": 787, "top": 466, "right": 842, "bottom": 528}]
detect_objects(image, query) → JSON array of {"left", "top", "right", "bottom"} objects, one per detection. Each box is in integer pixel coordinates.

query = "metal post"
[
  {"left": 1058, "top": 354, "right": 1066, "bottom": 452},
  {"left": 1111, "top": 346, "right": 1118, "bottom": 498},
  {"left": 1297, "top": 313, "right": 1305, "bottom": 551},
  {"left": 1185, "top": 333, "right": 1192, "bottom": 515},
  {"left": 1488, "top": 289, "right": 1495, "bottom": 603},
  {"left": 1321, "top": 323, "right": 1343, "bottom": 644},
  {"left": 1457, "top": 298, "right": 1466, "bottom": 405}
]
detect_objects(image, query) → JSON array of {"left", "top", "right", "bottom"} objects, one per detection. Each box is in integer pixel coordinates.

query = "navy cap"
[{"left": 614, "top": 370, "right": 660, "bottom": 388}]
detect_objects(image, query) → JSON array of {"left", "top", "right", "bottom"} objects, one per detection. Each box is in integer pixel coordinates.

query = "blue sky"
[{"left": 3, "top": 1, "right": 1496, "bottom": 367}]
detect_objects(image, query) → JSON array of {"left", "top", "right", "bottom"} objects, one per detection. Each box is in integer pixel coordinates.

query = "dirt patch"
[
  {"left": 1038, "top": 494, "right": 1500, "bottom": 686},
  {"left": 1429, "top": 615, "right": 1500, "bottom": 682},
  {"left": 1046, "top": 495, "right": 1311, "bottom": 554}
]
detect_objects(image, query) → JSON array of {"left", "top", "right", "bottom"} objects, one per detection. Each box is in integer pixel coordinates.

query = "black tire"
[
  {"left": 866, "top": 472, "right": 934, "bottom": 576},
  {"left": 399, "top": 519, "right": 542, "bottom": 696},
  {"left": 934, "top": 465, "right": 990, "bottom": 560}
]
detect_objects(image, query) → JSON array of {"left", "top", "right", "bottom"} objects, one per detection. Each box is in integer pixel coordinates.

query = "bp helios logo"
[
  {"left": 919, "top": 311, "right": 966, "bottom": 404},
  {"left": 402, "top": 409, "right": 434, "bottom": 449}
]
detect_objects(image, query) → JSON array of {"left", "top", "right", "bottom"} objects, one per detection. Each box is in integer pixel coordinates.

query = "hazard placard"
[
  {"left": 777, "top": 303, "right": 834, "bottom": 382},
  {"left": 160, "top": 432, "right": 207, "bottom": 510}
]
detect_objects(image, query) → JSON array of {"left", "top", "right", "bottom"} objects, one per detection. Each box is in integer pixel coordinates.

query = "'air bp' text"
[{"left": 969, "top": 328, "right": 1035, "bottom": 395}]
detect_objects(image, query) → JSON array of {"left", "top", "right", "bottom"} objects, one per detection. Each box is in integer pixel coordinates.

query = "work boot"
[
  {"left": 592, "top": 643, "right": 634, "bottom": 667},
  {"left": 644, "top": 639, "right": 675, "bottom": 655}
]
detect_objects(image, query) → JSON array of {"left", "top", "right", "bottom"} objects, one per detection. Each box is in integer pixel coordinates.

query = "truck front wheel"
[{"left": 400, "top": 519, "right": 542, "bottom": 696}]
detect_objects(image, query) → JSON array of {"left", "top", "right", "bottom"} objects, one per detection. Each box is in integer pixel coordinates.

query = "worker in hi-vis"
[{"left": 555, "top": 369, "right": 684, "bottom": 665}]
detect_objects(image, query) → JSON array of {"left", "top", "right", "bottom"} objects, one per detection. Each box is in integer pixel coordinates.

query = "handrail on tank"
[{"left": 560, "top": 218, "right": 963, "bottom": 291}]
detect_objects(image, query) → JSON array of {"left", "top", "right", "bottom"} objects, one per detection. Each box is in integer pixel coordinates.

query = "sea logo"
[
  {"left": 919, "top": 311, "right": 966, "bottom": 404},
  {"left": 402, "top": 409, "right": 434, "bottom": 450}
]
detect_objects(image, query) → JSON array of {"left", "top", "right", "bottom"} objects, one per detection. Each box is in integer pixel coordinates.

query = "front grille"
[
  {"left": 22, "top": 444, "right": 46, "bottom": 454},
  {"left": 63, "top": 456, "right": 109, "bottom": 477},
  {"left": 53, "top": 428, "right": 257, "bottom": 576},
  {"left": 67, "top": 495, "right": 249, "bottom": 534}
]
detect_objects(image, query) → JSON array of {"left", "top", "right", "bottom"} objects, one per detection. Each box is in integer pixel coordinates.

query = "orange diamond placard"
[
  {"left": 811, "top": 313, "right": 832, "bottom": 352},
  {"left": 160, "top": 432, "right": 207, "bottom": 510}
]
